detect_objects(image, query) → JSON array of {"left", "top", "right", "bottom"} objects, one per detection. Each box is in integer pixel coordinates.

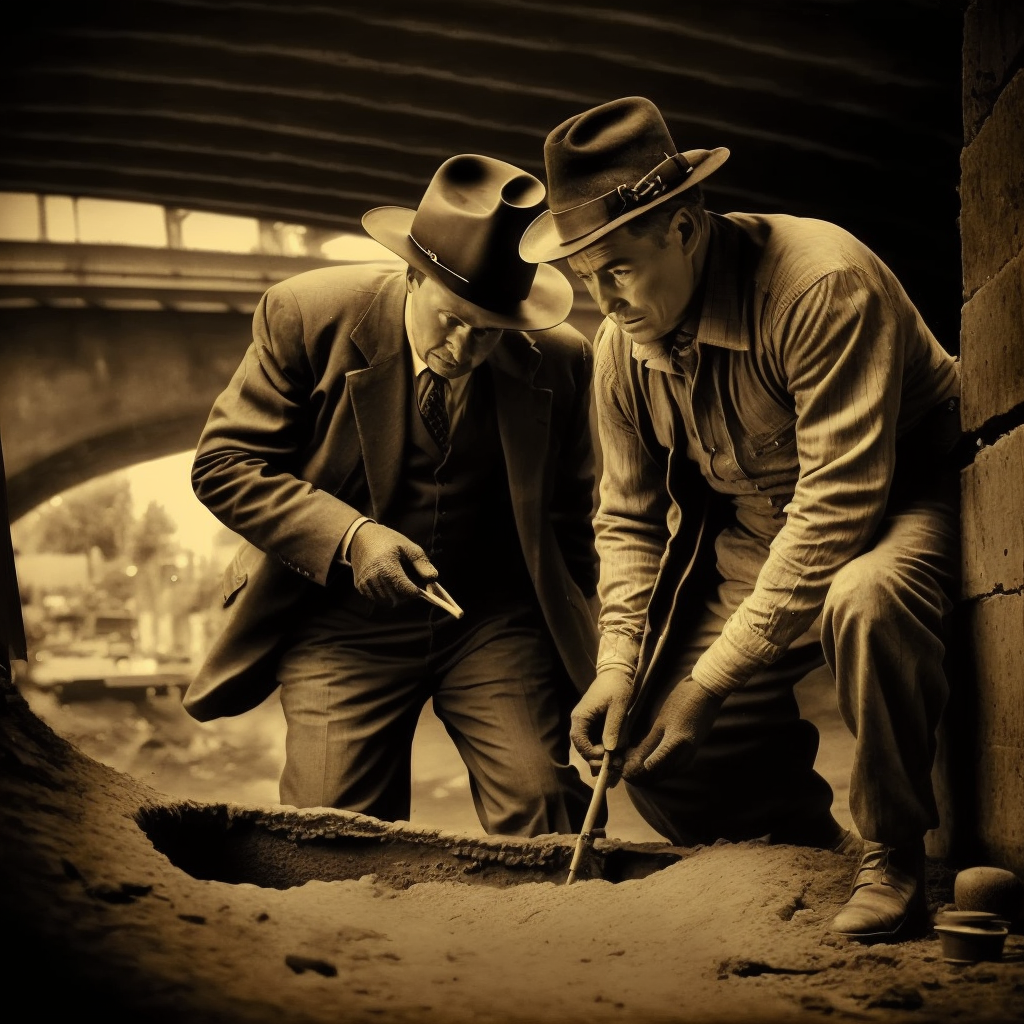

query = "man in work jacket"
[
  {"left": 184, "top": 153, "right": 599, "bottom": 838},
  {"left": 521, "top": 96, "right": 961, "bottom": 941}
]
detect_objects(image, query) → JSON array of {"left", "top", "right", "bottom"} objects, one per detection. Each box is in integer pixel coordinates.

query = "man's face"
[
  {"left": 567, "top": 209, "right": 702, "bottom": 346},
  {"left": 406, "top": 274, "right": 503, "bottom": 379}
]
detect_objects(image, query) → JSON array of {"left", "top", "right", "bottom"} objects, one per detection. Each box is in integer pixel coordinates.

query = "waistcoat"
[{"left": 388, "top": 368, "right": 535, "bottom": 615}]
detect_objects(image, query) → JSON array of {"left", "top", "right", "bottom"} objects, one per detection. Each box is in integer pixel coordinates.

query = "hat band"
[
  {"left": 408, "top": 233, "right": 470, "bottom": 283},
  {"left": 551, "top": 153, "right": 693, "bottom": 244}
]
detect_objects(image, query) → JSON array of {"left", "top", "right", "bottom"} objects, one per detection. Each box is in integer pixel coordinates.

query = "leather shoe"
[{"left": 829, "top": 841, "right": 928, "bottom": 943}]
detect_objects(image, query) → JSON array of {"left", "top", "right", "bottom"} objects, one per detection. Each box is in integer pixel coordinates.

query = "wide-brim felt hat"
[
  {"left": 362, "top": 153, "right": 574, "bottom": 331},
  {"left": 520, "top": 96, "right": 729, "bottom": 264}
]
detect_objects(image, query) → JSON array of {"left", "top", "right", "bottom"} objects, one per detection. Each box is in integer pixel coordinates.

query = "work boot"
[{"left": 829, "top": 840, "right": 928, "bottom": 943}]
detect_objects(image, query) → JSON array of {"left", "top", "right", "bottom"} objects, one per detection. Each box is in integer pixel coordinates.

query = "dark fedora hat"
[
  {"left": 362, "top": 154, "right": 573, "bottom": 331},
  {"left": 520, "top": 96, "right": 729, "bottom": 264}
]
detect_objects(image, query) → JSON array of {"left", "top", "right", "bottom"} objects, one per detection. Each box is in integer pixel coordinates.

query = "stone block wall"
[{"left": 958, "top": 0, "right": 1024, "bottom": 876}]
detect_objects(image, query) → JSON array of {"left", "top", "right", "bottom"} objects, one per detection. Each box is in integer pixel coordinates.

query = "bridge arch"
[
  {"left": 0, "top": 242, "right": 602, "bottom": 520},
  {"left": 1, "top": 304, "right": 252, "bottom": 520}
]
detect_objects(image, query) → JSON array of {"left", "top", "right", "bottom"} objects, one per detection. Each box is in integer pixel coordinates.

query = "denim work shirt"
[{"left": 593, "top": 211, "right": 960, "bottom": 697}]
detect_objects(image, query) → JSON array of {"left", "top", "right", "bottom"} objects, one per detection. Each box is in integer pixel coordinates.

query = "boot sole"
[{"left": 829, "top": 907, "right": 930, "bottom": 945}]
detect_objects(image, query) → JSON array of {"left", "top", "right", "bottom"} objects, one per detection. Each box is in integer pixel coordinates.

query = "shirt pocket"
[
  {"left": 746, "top": 420, "right": 796, "bottom": 459},
  {"left": 737, "top": 418, "right": 799, "bottom": 488}
]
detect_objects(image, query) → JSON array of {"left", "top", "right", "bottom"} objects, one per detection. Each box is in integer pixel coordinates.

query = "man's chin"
[
  {"left": 621, "top": 324, "right": 658, "bottom": 345},
  {"left": 428, "top": 359, "right": 470, "bottom": 379}
]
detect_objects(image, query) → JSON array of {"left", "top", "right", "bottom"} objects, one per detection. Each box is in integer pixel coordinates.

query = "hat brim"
[
  {"left": 519, "top": 148, "right": 730, "bottom": 264},
  {"left": 362, "top": 207, "right": 574, "bottom": 332}
]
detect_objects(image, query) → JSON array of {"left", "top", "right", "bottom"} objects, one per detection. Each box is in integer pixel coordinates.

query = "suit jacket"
[{"left": 183, "top": 264, "right": 599, "bottom": 721}]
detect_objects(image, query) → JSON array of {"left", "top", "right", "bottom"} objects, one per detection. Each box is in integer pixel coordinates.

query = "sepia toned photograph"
[{"left": 1, "top": 2, "right": 1022, "bottom": 1022}]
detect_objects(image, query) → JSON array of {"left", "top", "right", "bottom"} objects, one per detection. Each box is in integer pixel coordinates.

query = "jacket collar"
[
  {"left": 350, "top": 271, "right": 408, "bottom": 365},
  {"left": 488, "top": 331, "right": 551, "bottom": 566},
  {"left": 347, "top": 272, "right": 410, "bottom": 519},
  {"left": 487, "top": 329, "right": 543, "bottom": 383}
]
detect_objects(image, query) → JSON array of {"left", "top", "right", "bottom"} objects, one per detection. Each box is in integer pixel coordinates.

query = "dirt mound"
[{"left": 2, "top": 677, "right": 1021, "bottom": 1024}]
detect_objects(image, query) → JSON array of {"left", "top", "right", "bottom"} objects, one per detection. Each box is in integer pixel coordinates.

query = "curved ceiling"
[{"left": 1, "top": 0, "right": 966, "bottom": 343}]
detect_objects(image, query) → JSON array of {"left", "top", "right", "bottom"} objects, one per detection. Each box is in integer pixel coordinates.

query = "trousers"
[
  {"left": 276, "top": 598, "right": 592, "bottom": 837},
  {"left": 625, "top": 493, "right": 959, "bottom": 849}
]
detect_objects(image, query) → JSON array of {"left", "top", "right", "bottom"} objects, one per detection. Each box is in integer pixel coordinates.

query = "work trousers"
[
  {"left": 626, "top": 494, "right": 959, "bottom": 849},
  {"left": 276, "top": 598, "right": 592, "bottom": 838}
]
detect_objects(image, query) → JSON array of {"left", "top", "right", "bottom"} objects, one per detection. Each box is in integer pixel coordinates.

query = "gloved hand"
[
  {"left": 621, "top": 677, "right": 725, "bottom": 783},
  {"left": 348, "top": 522, "right": 438, "bottom": 607},
  {"left": 570, "top": 665, "right": 635, "bottom": 775}
]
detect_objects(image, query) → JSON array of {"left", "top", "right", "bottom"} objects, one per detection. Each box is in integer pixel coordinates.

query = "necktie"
[{"left": 418, "top": 369, "right": 450, "bottom": 452}]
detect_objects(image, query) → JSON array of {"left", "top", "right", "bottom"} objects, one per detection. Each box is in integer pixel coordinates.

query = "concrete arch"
[
  {"left": 0, "top": 306, "right": 252, "bottom": 520},
  {"left": 0, "top": 280, "right": 603, "bottom": 521}
]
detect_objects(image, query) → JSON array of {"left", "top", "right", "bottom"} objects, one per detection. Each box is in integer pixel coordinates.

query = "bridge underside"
[
  {"left": 1, "top": 1, "right": 964, "bottom": 341},
  {"left": 0, "top": 244, "right": 606, "bottom": 518},
  {"left": 0, "top": 1, "right": 964, "bottom": 509},
  {"left": 1, "top": 305, "right": 251, "bottom": 519}
]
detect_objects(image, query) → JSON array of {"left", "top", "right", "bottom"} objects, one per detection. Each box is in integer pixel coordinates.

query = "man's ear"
[
  {"left": 405, "top": 268, "right": 422, "bottom": 294},
  {"left": 671, "top": 207, "right": 701, "bottom": 253}
]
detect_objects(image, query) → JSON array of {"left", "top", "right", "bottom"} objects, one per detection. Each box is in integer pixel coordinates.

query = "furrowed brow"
[{"left": 576, "top": 249, "right": 628, "bottom": 277}]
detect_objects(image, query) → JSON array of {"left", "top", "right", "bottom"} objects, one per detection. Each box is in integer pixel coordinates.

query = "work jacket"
[{"left": 592, "top": 212, "right": 960, "bottom": 707}]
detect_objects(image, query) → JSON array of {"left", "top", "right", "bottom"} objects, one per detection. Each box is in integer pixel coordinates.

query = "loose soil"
[{"left": 2, "top": 672, "right": 1022, "bottom": 1024}]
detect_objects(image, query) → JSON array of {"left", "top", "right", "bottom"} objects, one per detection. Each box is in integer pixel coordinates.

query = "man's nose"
[
  {"left": 595, "top": 281, "right": 623, "bottom": 317},
  {"left": 447, "top": 323, "right": 473, "bottom": 353}
]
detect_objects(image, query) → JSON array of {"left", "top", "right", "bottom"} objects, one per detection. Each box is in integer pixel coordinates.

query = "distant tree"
[
  {"left": 33, "top": 476, "right": 134, "bottom": 560},
  {"left": 130, "top": 501, "right": 178, "bottom": 565}
]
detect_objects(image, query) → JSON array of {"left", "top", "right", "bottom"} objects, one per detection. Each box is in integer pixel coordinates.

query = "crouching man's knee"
[{"left": 822, "top": 557, "right": 902, "bottom": 643}]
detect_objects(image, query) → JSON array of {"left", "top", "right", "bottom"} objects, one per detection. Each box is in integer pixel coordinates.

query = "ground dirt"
[{"left": 2, "top": 672, "right": 1022, "bottom": 1024}]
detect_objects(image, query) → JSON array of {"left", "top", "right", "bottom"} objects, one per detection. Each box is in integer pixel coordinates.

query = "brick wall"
[{"left": 958, "top": 0, "right": 1024, "bottom": 876}]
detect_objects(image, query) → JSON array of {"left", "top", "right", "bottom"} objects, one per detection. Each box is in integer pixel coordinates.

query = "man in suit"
[
  {"left": 521, "top": 97, "right": 962, "bottom": 940},
  {"left": 183, "top": 154, "right": 599, "bottom": 837}
]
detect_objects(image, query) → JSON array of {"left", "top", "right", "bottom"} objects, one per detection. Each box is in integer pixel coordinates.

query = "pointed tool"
[
  {"left": 566, "top": 749, "right": 620, "bottom": 884},
  {"left": 417, "top": 580, "right": 464, "bottom": 619}
]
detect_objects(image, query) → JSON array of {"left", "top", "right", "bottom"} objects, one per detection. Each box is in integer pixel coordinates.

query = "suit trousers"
[
  {"left": 276, "top": 598, "right": 593, "bottom": 837},
  {"left": 625, "top": 492, "right": 958, "bottom": 849}
]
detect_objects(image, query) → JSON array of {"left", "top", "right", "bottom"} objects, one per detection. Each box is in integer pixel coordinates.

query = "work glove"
[
  {"left": 348, "top": 522, "right": 438, "bottom": 607},
  {"left": 621, "top": 676, "right": 725, "bottom": 783},
  {"left": 570, "top": 665, "right": 635, "bottom": 775}
]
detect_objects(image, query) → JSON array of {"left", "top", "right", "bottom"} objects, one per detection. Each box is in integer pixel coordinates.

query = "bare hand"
[
  {"left": 570, "top": 665, "right": 634, "bottom": 773},
  {"left": 622, "top": 677, "right": 725, "bottom": 783},
  {"left": 348, "top": 523, "right": 437, "bottom": 607}
]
